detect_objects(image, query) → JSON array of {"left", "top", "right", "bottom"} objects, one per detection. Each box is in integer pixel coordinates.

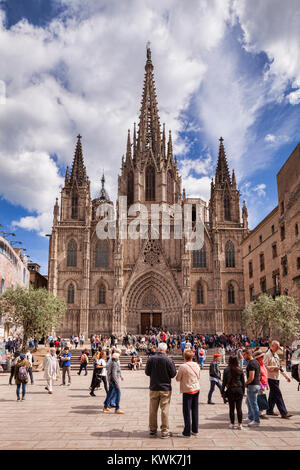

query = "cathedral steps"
[{"left": 68, "top": 348, "right": 228, "bottom": 371}]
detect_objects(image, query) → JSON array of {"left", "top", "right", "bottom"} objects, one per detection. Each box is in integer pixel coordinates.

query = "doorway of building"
[{"left": 140, "top": 312, "right": 162, "bottom": 333}]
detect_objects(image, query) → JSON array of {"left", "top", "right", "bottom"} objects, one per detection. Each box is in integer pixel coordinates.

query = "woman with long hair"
[
  {"left": 222, "top": 355, "right": 245, "bottom": 429},
  {"left": 89, "top": 350, "right": 108, "bottom": 396}
]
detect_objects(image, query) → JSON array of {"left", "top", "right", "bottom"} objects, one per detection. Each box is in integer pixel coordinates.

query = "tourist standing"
[
  {"left": 25, "top": 349, "right": 34, "bottom": 385},
  {"left": 60, "top": 347, "right": 72, "bottom": 386},
  {"left": 77, "top": 350, "right": 89, "bottom": 376},
  {"left": 218, "top": 344, "right": 226, "bottom": 366},
  {"left": 243, "top": 349, "right": 261, "bottom": 427},
  {"left": 14, "top": 353, "right": 30, "bottom": 401},
  {"left": 222, "top": 355, "right": 245, "bottom": 429},
  {"left": 264, "top": 340, "right": 292, "bottom": 419},
  {"left": 207, "top": 353, "right": 223, "bottom": 404},
  {"left": 145, "top": 342, "right": 177, "bottom": 439},
  {"left": 43, "top": 347, "right": 60, "bottom": 394},
  {"left": 176, "top": 350, "right": 200, "bottom": 437},
  {"left": 8, "top": 352, "right": 20, "bottom": 385},
  {"left": 254, "top": 350, "right": 269, "bottom": 420},
  {"left": 90, "top": 351, "right": 108, "bottom": 396},
  {"left": 198, "top": 345, "right": 206, "bottom": 369},
  {"left": 103, "top": 353, "right": 124, "bottom": 414}
]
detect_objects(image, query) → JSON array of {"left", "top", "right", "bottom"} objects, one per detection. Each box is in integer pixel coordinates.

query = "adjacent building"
[
  {"left": 242, "top": 143, "right": 300, "bottom": 306},
  {"left": 28, "top": 263, "right": 48, "bottom": 290},
  {"left": 0, "top": 237, "right": 30, "bottom": 338},
  {"left": 48, "top": 47, "right": 249, "bottom": 338}
]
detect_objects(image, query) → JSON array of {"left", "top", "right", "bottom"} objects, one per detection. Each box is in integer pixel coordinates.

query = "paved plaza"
[{"left": 0, "top": 367, "right": 300, "bottom": 450}]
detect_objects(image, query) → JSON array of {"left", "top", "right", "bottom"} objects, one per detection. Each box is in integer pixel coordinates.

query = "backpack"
[
  {"left": 199, "top": 350, "right": 204, "bottom": 356},
  {"left": 81, "top": 354, "right": 87, "bottom": 364},
  {"left": 291, "top": 364, "right": 300, "bottom": 390},
  {"left": 18, "top": 366, "right": 28, "bottom": 382}
]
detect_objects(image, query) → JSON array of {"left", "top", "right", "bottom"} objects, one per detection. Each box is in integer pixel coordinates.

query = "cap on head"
[
  {"left": 214, "top": 353, "right": 221, "bottom": 358},
  {"left": 112, "top": 353, "right": 120, "bottom": 360},
  {"left": 254, "top": 350, "right": 264, "bottom": 359}
]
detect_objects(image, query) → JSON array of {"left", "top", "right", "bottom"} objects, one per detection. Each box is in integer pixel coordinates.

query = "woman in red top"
[{"left": 254, "top": 350, "right": 269, "bottom": 419}]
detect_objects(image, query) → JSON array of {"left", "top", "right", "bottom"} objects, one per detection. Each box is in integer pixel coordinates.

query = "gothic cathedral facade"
[{"left": 48, "top": 47, "right": 249, "bottom": 338}]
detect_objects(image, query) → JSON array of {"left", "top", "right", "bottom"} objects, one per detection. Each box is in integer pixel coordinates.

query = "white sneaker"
[
  {"left": 248, "top": 421, "right": 260, "bottom": 427},
  {"left": 237, "top": 424, "right": 243, "bottom": 430},
  {"left": 229, "top": 424, "right": 235, "bottom": 429}
]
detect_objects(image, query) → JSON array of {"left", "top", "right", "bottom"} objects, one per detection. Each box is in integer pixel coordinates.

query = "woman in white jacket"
[{"left": 43, "top": 348, "right": 61, "bottom": 394}]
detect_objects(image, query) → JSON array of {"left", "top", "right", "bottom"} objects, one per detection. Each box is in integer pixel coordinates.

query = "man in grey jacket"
[{"left": 103, "top": 353, "right": 124, "bottom": 414}]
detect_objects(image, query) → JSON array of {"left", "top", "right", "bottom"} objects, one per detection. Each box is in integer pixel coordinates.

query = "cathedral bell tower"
[
  {"left": 209, "top": 137, "right": 241, "bottom": 228},
  {"left": 118, "top": 45, "right": 182, "bottom": 208}
]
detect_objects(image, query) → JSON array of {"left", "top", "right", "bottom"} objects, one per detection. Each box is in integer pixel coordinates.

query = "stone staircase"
[{"left": 69, "top": 347, "right": 228, "bottom": 371}]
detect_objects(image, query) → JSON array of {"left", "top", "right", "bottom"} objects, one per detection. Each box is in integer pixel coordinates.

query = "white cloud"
[
  {"left": 232, "top": 0, "right": 300, "bottom": 103},
  {"left": 287, "top": 89, "right": 300, "bottom": 105},
  {"left": 0, "top": 0, "right": 232, "bottom": 234},
  {"left": 1, "top": 0, "right": 300, "bottom": 239},
  {"left": 265, "top": 134, "right": 276, "bottom": 143},
  {"left": 253, "top": 184, "right": 266, "bottom": 198}
]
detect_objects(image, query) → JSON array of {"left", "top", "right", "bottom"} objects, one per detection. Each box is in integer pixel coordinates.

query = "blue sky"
[{"left": 1, "top": 0, "right": 300, "bottom": 274}]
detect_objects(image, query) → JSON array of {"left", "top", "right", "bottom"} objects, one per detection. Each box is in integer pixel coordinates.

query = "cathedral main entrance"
[{"left": 141, "top": 312, "right": 162, "bottom": 333}]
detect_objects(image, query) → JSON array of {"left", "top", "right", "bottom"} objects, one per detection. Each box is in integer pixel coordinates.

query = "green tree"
[
  {"left": 0, "top": 286, "right": 66, "bottom": 351},
  {"left": 242, "top": 293, "right": 300, "bottom": 342}
]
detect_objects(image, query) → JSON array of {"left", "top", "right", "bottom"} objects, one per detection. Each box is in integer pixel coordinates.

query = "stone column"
[
  {"left": 112, "top": 239, "right": 124, "bottom": 338},
  {"left": 213, "top": 232, "right": 224, "bottom": 334},
  {"left": 80, "top": 227, "right": 90, "bottom": 338},
  {"left": 181, "top": 249, "right": 192, "bottom": 332}
]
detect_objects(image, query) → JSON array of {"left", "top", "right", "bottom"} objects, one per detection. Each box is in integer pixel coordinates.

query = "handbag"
[{"left": 257, "top": 391, "right": 268, "bottom": 410}]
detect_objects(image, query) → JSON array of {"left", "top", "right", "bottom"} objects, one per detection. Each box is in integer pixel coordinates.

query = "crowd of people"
[{"left": 3, "top": 329, "right": 300, "bottom": 438}]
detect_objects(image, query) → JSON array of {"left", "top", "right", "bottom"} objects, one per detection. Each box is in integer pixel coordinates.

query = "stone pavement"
[{"left": 0, "top": 367, "right": 300, "bottom": 450}]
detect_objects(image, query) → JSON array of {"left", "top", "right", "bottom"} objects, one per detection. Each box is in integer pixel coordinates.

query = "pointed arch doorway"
[
  {"left": 141, "top": 290, "right": 161, "bottom": 333},
  {"left": 124, "top": 270, "right": 182, "bottom": 334}
]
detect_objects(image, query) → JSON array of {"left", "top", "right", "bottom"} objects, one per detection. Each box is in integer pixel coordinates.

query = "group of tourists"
[
  {"left": 4, "top": 328, "right": 300, "bottom": 438},
  {"left": 143, "top": 339, "right": 295, "bottom": 438}
]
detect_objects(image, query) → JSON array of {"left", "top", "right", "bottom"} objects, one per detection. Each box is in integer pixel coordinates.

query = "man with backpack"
[
  {"left": 14, "top": 353, "right": 30, "bottom": 401},
  {"left": 77, "top": 350, "right": 89, "bottom": 376}
]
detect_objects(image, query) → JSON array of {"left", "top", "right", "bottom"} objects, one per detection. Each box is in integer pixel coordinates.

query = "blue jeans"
[
  {"left": 104, "top": 383, "right": 121, "bottom": 410},
  {"left": 199, "top": 357, "right": 205, "bottom": 368},
  {"left": 16, "top": 383, "right": 27, "bottom": 398},
  {"left": 246, "top": 385, "right": 260, "bottom": 423}
]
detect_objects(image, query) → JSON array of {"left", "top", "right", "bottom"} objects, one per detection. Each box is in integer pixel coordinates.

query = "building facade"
[
  {"left": 0, "top": 237, "right": 30, "bottom": 339},
  {"left": 242, "top": 143, "right": 300, "bottom": 306},
  {"left": 28, "top": 263, "right": 48, "bottom": 290},
  {"left": 48, "top": 47, "right": 249, "bottom": 338}
]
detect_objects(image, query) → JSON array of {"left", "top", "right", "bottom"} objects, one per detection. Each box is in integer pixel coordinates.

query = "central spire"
[
  {"left": 215, "top": 136, "right": 231, "bottom": 186},
  {"left": 69, "top": 134, "right": 88, "bottom": 186},
  {"left": 137, "top": 44, "right": 161, "bottom": 155}
]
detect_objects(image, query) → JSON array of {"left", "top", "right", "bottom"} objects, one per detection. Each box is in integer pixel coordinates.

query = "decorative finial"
[
  {"left": 77, "top": 134, "right": 82, "bottom": 140},
  {"left": 146, "top": 41, "right": 151, "bottom": 60},
  {"left": 219, "top": 136, "right": 224, "bottom": 143}
]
